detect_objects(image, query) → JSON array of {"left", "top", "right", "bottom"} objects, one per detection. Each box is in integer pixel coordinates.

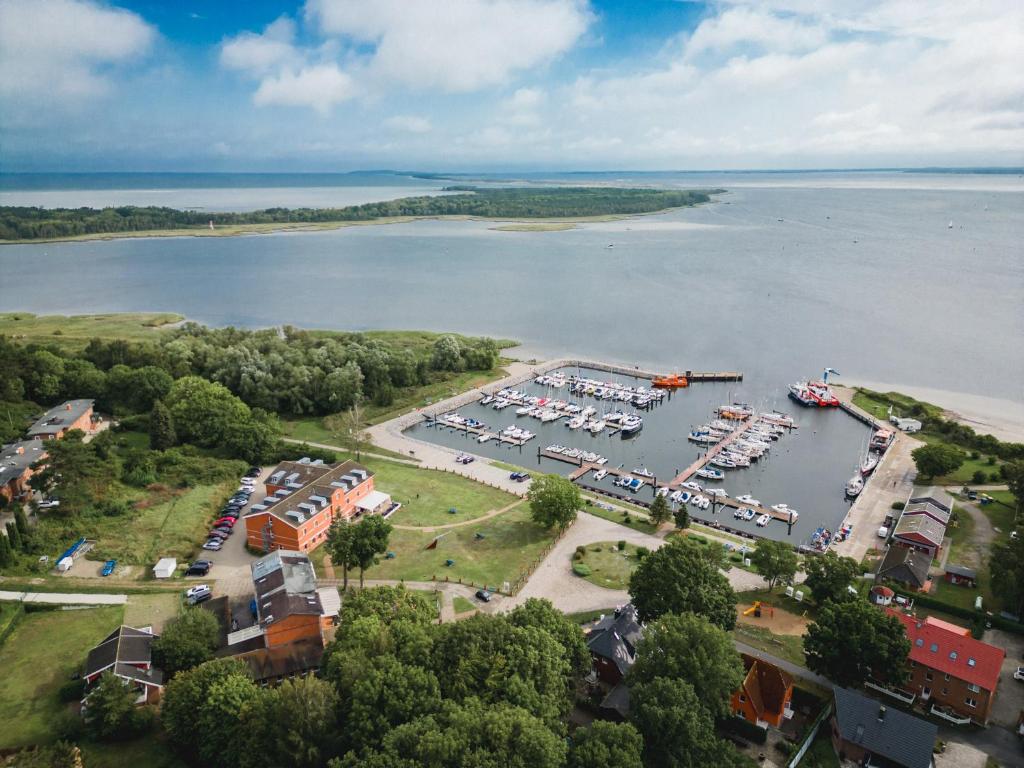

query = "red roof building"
[{"left": 888, "top": 612, "right": 1004, "bottom": 724}]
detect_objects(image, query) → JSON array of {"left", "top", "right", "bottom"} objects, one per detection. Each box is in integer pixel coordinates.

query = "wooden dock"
[
  {"left": 667, "top": 417, "right": 757, "bottom": 487},
  {"left": 426, "top": 415, "right": 533, "bottom": 447}
]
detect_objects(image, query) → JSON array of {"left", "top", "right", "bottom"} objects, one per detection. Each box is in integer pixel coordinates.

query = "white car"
[
  {"left": 37, "top": 499, "right": 60, "bottom": 509},
  {"left": 877, "top": 526, "right": 889, "bottom": 538},
  {"left": 185, "top": 584, "right": 210, "bottom": 599},
  {"left": 1014, "top": 667, "right": 1024, "bottom": 683}
]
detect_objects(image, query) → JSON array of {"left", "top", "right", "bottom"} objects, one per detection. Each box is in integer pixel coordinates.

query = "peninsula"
[{"left": 0, "top": 186, "right": 720, "bottom": 243}]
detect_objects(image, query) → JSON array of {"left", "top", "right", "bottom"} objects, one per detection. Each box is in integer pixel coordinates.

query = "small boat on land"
[
  {"left": 845, "top": 475, "right": 864, "bottom": 498},
  {"left": 593, "top": 469, "right": 608, "bottom": 481}
]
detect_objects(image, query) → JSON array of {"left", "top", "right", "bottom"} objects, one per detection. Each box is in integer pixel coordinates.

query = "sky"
[{"left": 0, "top": 0, "right": 1021, "bottom": 172}]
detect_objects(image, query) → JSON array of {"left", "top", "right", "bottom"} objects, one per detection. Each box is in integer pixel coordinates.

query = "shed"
[
  {"left": 944, "top": 564, "right": 978, "bottom": 587},
  {"left": 355, "top": 490, "right": 392, "bottom": 516},
  {"left": 869, "top": 585, "right": 894, "bottom": 606},
  {"left": 153, "top": 557, "right": 177, "bottom": 579}
]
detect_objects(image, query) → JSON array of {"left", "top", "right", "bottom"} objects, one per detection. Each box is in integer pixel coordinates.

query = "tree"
[
  {"left": 327, "top": 519, "right": 358, "bottom": 591},
  {"left": 990, "top": 534, "right": 1024, "bottom": 616},
  {"left": 152, "top": 607, "right": 221, "bottom": 676},
  {"left": 351, "top": 515, "right": 392, "bottom": 587},
  {"left": 14, "top": 505, "right": 30, "bottom": 543},
  {"left": 197, "top": 670, "right": 264, "bottom": 766},
  {"left": 673, "top": 504, "right": 690, "bottom": 530},
  {"left": 430, "top": 335, "right": 464, "bottom": 372},
  {"left": 528, "top": 473, "right": 580, "bottom": 531},
  {"left": 629, "top": 613, "right": 744, "bottom": 718},
  {"left": 803, "top": 551, "right": 860, "bottom": 606},
  {"left": 338, "top": 585, "right": 437, "bottom": 627},
  {"left": 29, "top": 431, "right": 111, "bottom": 514},
  {"left": 324, "top": 399, "right": 368, "bottom": 460},
  {"left": 803, "top": 600, "right": 911, "bottom": 688},
  {"left": 628, "top": 537, "right": 737, "bottom": 629},
  {"left": 509, "top": 598, "right": 591, "bottom": 681},
  {"left": 223, "top": 410, "right": 281, "bottom": 464},
  {"left": 750, "top": 539, "right": 799, "bottom": 589},
  {"left": 83, "top": 672, "right": 151, "bottom": 741},
  {"left": 164, "top": 375, "right": 251, "bottom": 447},
  {"left": 6, "top": 521, "right": 22, "bottom": 551},
  {"left": 630, "top": 677, "right": 725, "bottom": 768},
  {"left": 1004, "top": 460, "right": 1024, "bottom": 517},
  {"left": 241, "top": 676, "right": 339, "bottom": 768},
  {"left": 912, "top": 443, "right": 965, "bottom": 480},
  {"left": 162, "top": 658, "right": 253, "bottom": 759},
  {"left": 345, "top": 655, "right": 442, "bottom": 753},
  {"left": 649, "top": 493, "right": 671, "bottom": 526},
  {"left": 149, "top": 400, "right": 176, "bottom": 450},
  {"left": 569, "top": 721, "right": 644, "bottom": 768},
  {"left": 0, "top": 531, "right": 12, "bottom": 567}
]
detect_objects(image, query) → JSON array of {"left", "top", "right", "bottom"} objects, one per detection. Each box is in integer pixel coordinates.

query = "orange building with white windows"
[
  {"left": 244, "top": 457, "right": 392, "bottom": 553},
  {"left": 27, "top": 399, "right": 96, "bottom": 440}
]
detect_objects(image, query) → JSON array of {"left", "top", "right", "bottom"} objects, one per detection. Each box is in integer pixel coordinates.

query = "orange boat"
[{"left": 652, "top": 374, "right": 689, "bottom": 389}]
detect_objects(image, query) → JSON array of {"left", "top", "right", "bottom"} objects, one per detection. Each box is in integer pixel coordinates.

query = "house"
[
  {"left": 587, "top": 604, "right": 642, "bottom": 686},
  {"left": 245, "top": 458, "right": 391, "bottom": 553},
  {"left": 27, "top": 399, "right": 95, "bottom": 440},
  {"left": 944, "top": 564, "right": 978, "bottom": 587},
  {"left": 227, "top": 549, "right": 339, "bottom": 654},
  {"left": 889, "top": 612, "right": 1005, "bottom": 725},
  {"left": 890, "top": 416, "right": 923, "bottom": 433},
  {"left": 831, "top": 687, "right": 937, "bottom": 768},
  {"left": 731, "top": 653, "right": 794, "bottom": 729},
  {"left": 891, "top": 513, "right": 945, "bottom": 559},
  {"left": 901, "top": 501, "right": 951, "bottom": 527},
  {"left": 236, "top": 637, "right": 326, "bottom": 686},
  {"left": 83, "top": 625, "right": 164, "bottom": 705},
  {"left": 876, "top": 545, "right": 931, "bottom": 591},
  {"left": 869, "top": 585, "right": 895, "bottom": 606},
  {"left": 907, "top": 487, "right": 953, "bottom": 516},
  {"left": 0, "top": 439, "right": 46, "bottom": 502}
]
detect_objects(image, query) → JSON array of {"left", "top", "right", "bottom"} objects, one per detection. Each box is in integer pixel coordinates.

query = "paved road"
[{"left": 0, "top": 590, "right": 126, "bottom": 605}]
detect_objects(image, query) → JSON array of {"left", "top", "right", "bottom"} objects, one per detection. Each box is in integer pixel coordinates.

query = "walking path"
[
  {"left": 391, "top": 499, "right": 523, "bottom": 532},
  {"left": 0, "top": 590, "right": 127, "bottom": 605},
  {"left": 281, "top": 438, "right": 419, "bottom": 466}
]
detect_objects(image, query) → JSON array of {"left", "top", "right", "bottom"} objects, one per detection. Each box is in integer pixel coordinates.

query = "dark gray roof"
[
  {"left": 237, "top": 638, "right": 324, "bottom": 683},
  {"left": 0, "top": 440, "right": 45, "bottom": 488},
  {"left": 251, "top": 550, "right": 324, "bottom": 627},
  {"left": 902, "top": 501, "right": 951, "bottom": 525},
  {"left": 908, "top": 486, "right": 953, "bottom": 513},
  {"left": 587, "top": 604, "right": 642, "bottom": 676},
  {"left": 27, "top": 400, "right": 93, "bottom": 437},
  {"left": 945, "top": 564, "right": 977, "bottom": 579},
  {"left": 600, "top": 683, "right": 631, "bottom": 717},
  {"left": 877, "top": 545, "right": 930, "bottom": 589},
  {"left": 833, "top": 687, "right": 937, "bottom": 768},
  {"left": 113, "top": 662, "right": 164, "bottom": 687},
  {"left": 84, "top": 625, "right": 158, "bottom": 679}
]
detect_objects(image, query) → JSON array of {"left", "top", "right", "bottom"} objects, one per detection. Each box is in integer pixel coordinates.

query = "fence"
[{"left": 788, "top": 700, "right": 833, "bottom": 767}]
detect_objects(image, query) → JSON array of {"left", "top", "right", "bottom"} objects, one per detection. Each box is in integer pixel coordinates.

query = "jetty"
[
  {"left": 667, "top": 417, "right": 758, "bottom": 486},
  {"left": 424, "top": 414, "right": 534, "bottom": 446}
]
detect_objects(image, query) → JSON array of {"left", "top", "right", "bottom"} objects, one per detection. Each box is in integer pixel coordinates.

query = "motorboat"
[
  {"left": 681, "top": 481, "right": 702, "bottom": 492},
  {"left": 688, "top": 431, "right": 719, "bottom": 445},
  {"left": 706, "top": 488, "right": 727, "bottom": 499},
  {"left": 620, "top": 415, "right": 643, "bottom": 436},
  {"left": 845, "top": 475, "right": 864, "bottom": 498},
  {"left": 656, "top": 486, "right": 670, "bottom": 498},
  {"left": 477, "top": 434, "right": 493, "bottom": 443},
  {"left": 628, "top": 478, "right": 643, "bottom": 493},
  {"left": 593, "top": 469, "right": 608, "bottom": 481},
  {"left": 632, "top": 467, "right": 654, "bottom": 478},
  {"left": 736, "top": 494, "right": 761, "bottom": 506},
  {"left": 669, "top": 490, "right": 683, "bottom": 504},
  {"left": 678, "top": 491, "right": 691, "bottom": 504},
  {"left": 720, "top": 452, "right": 750, "bottom": 467},
  {"left": 742, "top": 508, "right": 756, "bottom": 521},
  {"left": 696, "top": 468, "right": 724, "bottom": 481},
  {"left": 756, "top": 514, "right": 771, "bottom": 527},
  {"left": 772, "top": 504, "right": 799, "bottom": 522},
  {"left": 733, "top": 506, "right": 747, "bottom": 519},
  {"left": 567, "top": 415, "right": 586, "bottom": 430},
  {"left": 588, "top": 420, "right": 606, "bottom": 434},
  {"left": 516, "top": 406, "right": 532, "bottom": 416},
  {"left": 710, "top": 456, "right": 737, "bottom": 469}
]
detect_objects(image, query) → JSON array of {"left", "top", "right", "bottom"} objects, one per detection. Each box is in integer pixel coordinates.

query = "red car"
[{"left": 214, "top": 517, "right": 236, "bottom": 527}]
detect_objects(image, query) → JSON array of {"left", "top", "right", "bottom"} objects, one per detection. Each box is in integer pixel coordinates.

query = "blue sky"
[{"left": 0, "top": 0, "right": 1021, "bottom": 172}]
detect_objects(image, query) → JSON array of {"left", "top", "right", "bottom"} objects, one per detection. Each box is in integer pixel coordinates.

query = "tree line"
[{"left": 0, "top": 187, "right": 717, "bottom": 240}]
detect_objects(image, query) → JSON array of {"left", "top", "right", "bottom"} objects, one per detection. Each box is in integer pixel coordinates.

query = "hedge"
[
  {"left": 888, "top": 586, "right": 1024, "bottom": 636},
  {"left": 572, "top": 563, "right": 592, "bottom": 577},
  {"left": 721, "top": 715, "right": 768, "bottom": 744}
]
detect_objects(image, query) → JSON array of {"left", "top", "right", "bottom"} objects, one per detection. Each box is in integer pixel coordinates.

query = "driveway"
[{"left": 984, "top": 628, "right": 1024, "bottom": 730}]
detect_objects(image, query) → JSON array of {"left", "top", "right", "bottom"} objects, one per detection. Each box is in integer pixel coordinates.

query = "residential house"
[
  {"left": 27, "top": 400, "right": 95, "bottom": 440},
  {"left": 0, "top": 439, "right": 46, "bottom": 502},
  {"left": 731, "top": 653, "right": 795, "bottom": 729},
  {"left": 943, "top": 564, "right": 978, "bottom": 587},
  {"left": 587, "top": 604, "right": 642, "bottom": 686},
  {"left": 876, "top": 545, "right": 931, "bottom": 591},
  {"left": 889, "top": 612, "right": 1005, "bottom": 725},
  {"left": 869, "top": 585, "right": 895, "bottom": 606},
  {"left": 907, "top": 487, "right": 953, "bottom": 516},
  {"left": 83, "top": 625, "right": 164, "bottom": 705},
  {"left": 831, "top": 687, "right": 937, "bottom": 768},
  {"left": 245, "top": 457, "right": 392, "bottom": 553},
  {"left": 891, "top": 513, "right": 945, "bottom": 559}
]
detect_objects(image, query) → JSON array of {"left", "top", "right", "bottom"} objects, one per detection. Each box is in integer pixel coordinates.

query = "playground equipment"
[
  {"left": 426, "top": 531, "right": 451, "bottom": 550},
  {"left": 742, "top": 601, "right": 774, "bottom": 619},
  {"left": 445, "top": 559, "right": 455, "bottom": 567}
]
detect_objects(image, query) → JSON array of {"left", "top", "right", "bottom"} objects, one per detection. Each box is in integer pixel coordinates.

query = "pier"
[
  {"left": 425, "top": 414, "right": 533, "bottom": 447},
  {"left": 667, "top": 417, "right": 758, "bottom": 486}
]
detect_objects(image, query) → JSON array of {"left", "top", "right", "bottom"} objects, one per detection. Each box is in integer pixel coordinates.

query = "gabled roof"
[
  {"left": 27, "top": 399, "right": 93, "bottom": 437},
  {"left": 908, "top": 486, "right": 953, "bottom": 513},
  {"left": 901, "top": 501, "right": 951, "bottom": 526},
  {"left": 236, "top": 638, "right": 324, "bottom": 683},
  {"left": 833, "top": 687, "right": 937, "bottom": 768},
  {"left": 738, "top": 654, "right": 793, "bottom": 721},
  {"left": 84, "top": 625, "right": 158, "bottom": 679},
  {"left": 248, "top": 459, "right": 373, "bottom": 529},
  {"left": 0, "top": 440, "right": 46, "bottom": 487},
  {"left": 891, "top": 612, "right": 1005, "bottom": 691},
  {"left": 944, "top": 564, "right": 977, "bottom": 579},
  {"left": 892, "top": 513, "right": 945, "bottom": 547},
  {"left": 877, "top": 546, "right": 930, "bottom": 589},
  {"left": 587, "top": 604, "right": 642, "bottom": 676}
]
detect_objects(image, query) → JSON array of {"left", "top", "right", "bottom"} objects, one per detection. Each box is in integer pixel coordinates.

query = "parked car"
[
  {"left": 475, "top": 589, "right": 492, "bottom": 603},
  {"left": 510, "top": 472, "right": 530, "bottom": 482},
  {"left": 101, "top": 559, "right": 117, "bottom": 577},
  {"left": 186, "top": 585, "right": 212, "bottom": 605},
  {"left": 37, "top": 499, "right": 60, "bottom": 509},
  {"left": 1014, "top": 667, "right": 1024, "bottom": 682},
  {"left": 185, "top": 584, "right": 210, "bottom": 599},
  {"left": 186, "top": 560, "right": 212, "bottom": 576},
  {"left": 246, "top": 466, "right": 261, "bottom": 476},
  {"left": 202, "top": 539, "right": 223, "bottom": 551},
  {"left": 208, "top": 529, "right": 231, "bottom": 540},
  {"left": 214, "top": 517, "right": 236, "bottom": 527}
]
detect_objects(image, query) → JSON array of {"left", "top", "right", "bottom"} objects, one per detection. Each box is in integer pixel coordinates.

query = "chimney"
[
  {"left": 15, "top": 446, "right": 24, "bottom": 455},
  {"left": 65, "top": 403, "right": 72, "bottom": 410},
  {"left": 877, "top": 705, "right": 886, "bottom": 722}
]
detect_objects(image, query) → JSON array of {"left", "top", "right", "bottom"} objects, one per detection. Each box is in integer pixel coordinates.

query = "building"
[
  {"left": 83, "top": 625, "right": 164, "bottom": 705},
  {"left": 245, "top": 457, "right": 391, "bottom": 553},
  {"left": 890, "top": 416, "right": 923, "bottom": 433},
  {"left": 891, "top": 513, "right": 945, "bottom": 558},
  {"left": 229, "top": 549, "right": 339, "bottom": 648},
  {"left": 876, "top": 545, "right": 931, "bottom": 591},
  {"left": 152, "top": 557, "right": 176, "bottom": 579},
  {"left": 0, "top": 439, "right": 46, "bottom": 502},
  {"left": 944, "top": 564, "right": 978, "bottom": 587},
  {"left": 27, "top": 399, "right": 95, "bottom": 440},
  {"left": 902, "top": 486, "right": 954, "bottom": 526},
  {"left": 869, "top": 585, "right": 895, "bottom": 606},
  {"left": 731, "top": 654, "right": 794, "bottom": 729},
  {"left": 831, "top": 687, "right": 937, "bottom": 768},
  {"left": 889, "top": 612, "right": 1005, "bottom": 725},
  {"left": 586, "top": 604, "right": 642, "bottom": 686}
]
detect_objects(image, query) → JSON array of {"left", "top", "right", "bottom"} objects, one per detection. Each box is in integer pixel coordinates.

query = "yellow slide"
[{"left": 743, "top": 601, "right": 761, "bottom": 616}]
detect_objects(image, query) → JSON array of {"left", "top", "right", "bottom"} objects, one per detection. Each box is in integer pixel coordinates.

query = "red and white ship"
[{"left": 788, "top": 380, "right": 840, "bottom": 407}]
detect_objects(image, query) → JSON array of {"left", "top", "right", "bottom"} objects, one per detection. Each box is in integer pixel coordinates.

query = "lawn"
[
  {"left": 0, "top": 312, "right": 182, "bottom": 351},
  {"left": 81, "top": 735, "right": 188, "bottom": 768},
  {"left": 453, "top": 596, "right": 477, "bottom": 614},
  {"left": 0, "top": 605, "right": 125, "bottom": 748},
  {"left": 941, "top": 505, "right": 976, "bottom": 567},
  {"left": 375, "top": 461, "right": 518, "bottom": 527},
  {"left": 577, "top": 541, "right": 644, "bottom": 590},
  {"left": 582, "top": 502, "right": 659, "bottom": 535},
  {"left": 280, "top": 417, "right": 413, "bottom": 462},
  {"left": 732, "top": 623, "right": 807, "bottom": 668},
  {"left": 916, "top": 434, "right": 1005, "bottom": 484},
  {"left": 355, "top": 503, "right": 557, "bottom": 590},
  {"left": 0, "top": 601, "right": 23, "bottom": 643},
  {"left": 123, "top": 592, "right": 181, "bottom": 632},
  {"left": 978, "top": 492, "right": 1019, "bottom": 542}
]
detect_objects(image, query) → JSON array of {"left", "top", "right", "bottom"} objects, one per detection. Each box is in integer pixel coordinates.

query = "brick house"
[
  {"left": 586, "top": 604, "right": 642, "bottom": 686},
  {"left": 0, "top": 439, "right": 46, "bottom": 502},
  {"left": 831, "top": 687, "right": 936, "bottom": 768},
  {"left": 891, "top": 513, "right": 945, "bottom": 559},
  {"left": 244, "top": 458, "right": 391, "bottom": 553},
  {"left": 27, "top": 400, "right": 95, "bottom": 440},
  {"left": 889, "top": 613, "right": 1004, "bottom": 725},
  {"left": 83, "top": 625, "right": 164, "bottom": 705},
  {"left": 731, "top": 654, "right": 795, "bottom": 728}
]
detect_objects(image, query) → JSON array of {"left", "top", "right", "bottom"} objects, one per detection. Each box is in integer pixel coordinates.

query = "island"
[{"left": 0, "top": 186, "right": 720, "bottom": 242}]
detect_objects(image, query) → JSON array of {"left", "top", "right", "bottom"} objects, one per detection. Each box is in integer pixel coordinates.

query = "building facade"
[
  {"left": 731, "top": 654, "right": 794, "bottom": 729},
  {"left": 27, "top": 399, "right": 95, "bottom": 440},
  {"left": 0, "top": 439, "right": 46, "bottom": 502}
]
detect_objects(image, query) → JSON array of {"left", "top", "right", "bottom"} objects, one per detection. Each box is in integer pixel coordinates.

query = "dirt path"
[{"left": 943, "top": 493, "right": 996, "bottom": 571}]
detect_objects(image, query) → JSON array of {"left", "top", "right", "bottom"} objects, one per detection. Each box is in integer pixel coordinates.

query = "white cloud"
[
  {"left": 306, "top": 0, "right": 591, "bottom": 91},
  {"left": 0, "top": 0, "right": 154, "bottom": 98},
  {"left": 384, "top": 115, "right": 432, "bottom": 133},
  {"left": 220, "top": 16, "right": 300, "bottom": 75},
  {"left": 253, "top": 64, "right": 356, "bottom": 114}
]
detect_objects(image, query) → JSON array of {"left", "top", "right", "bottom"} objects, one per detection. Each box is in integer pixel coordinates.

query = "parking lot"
[{"left": 985, "top": 628, "right": 1024, "bottom": 728}]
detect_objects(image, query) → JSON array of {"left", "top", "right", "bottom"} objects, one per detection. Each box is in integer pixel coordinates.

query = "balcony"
[
  {"left": 864, "top": 680, "right": 917, "bottom": 705},
  {"left": 929, "top": 705, "right": 971, "bottom": 726}
]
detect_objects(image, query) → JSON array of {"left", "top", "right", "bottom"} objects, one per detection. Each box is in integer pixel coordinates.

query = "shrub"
[
  {"left": 987, "top": 455, "right": 997, "bottom": 465},
  {"left": 636, "top": 546, "right": 650, "bottom": 560},
  {"left": 729, "top": 554, "right": 743, "bottom": 563},
  {"left": 96, "top": 499, "right": 133, "bottom": 517},
  {"left": 970, "top": 451, "right": 980, "bottom": 460},
  {"left": 575, "top": 545, "right": 587, "bottom": 557},
  {"left": 990, "top": 472, "right": 1001, "bottom": 482},
  {"left": 572, "top": 562, "right": 592, "bottom": 577},
  {"left": 617, "top": 540, "right": 626, "bottom": 551},
  {"left": 58, "top": 678, "right": 85, "bottom": 703},
  {"left": 972, "top": 470, "right": 987, "bottom": 484},
  {"left": 891, "top": 501, "right": 905, "bottom": 511}
]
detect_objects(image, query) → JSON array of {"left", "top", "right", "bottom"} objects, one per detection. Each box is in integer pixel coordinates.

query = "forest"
[{"left": 0, "top": 187, "right": 718, "bottom": 240}]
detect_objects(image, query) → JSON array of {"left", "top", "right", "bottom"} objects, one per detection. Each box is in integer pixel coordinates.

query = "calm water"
[{"left": 406, "top": 366, "right": 870, "bottom": 544}]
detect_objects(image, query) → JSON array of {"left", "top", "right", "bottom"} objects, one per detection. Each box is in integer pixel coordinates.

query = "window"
[
  {"left": 915, "top": 638, "right": 924, "bottom": 647},
  {"left": 942, "top": 688, "right": 949, "bottom": 695},
  {"left": 967, "top": 683, "right": 980, "bottom": 693},
  {"left": 739, "top": 695, "right": 746, "bottom": 703},
  {"left": 967, "top": 658, "right": 977, "bottom": 667},
  {"left": 929, "top": 643, "right": 939, "bottom": 652},
  {"left": 965, "top": 697, "right": 977, "bottom": 708},
  {"left": 949, "top": 651, "right": 958, "bottom": 661},
  {"left": 944, "top": 673, "right": 950, "bottom": 681},
  {"left": 925, "top": 671, "right": 933, "bottom": 681}
]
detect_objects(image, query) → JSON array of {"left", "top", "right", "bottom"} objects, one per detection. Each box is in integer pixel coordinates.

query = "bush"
[
  {"left": 729, "top": 554, "right": 743, "bottom": 563},
  {"left": 972, "top": 470, "right": 987, "bottom": 484},
  {"left": 275, "top": 442, "right": 337, "bottom": 464},
  {"left": 116, "top": 413, "right": 151, "bottom": 432},
  {"left": 96, "top": 499, "right": 132, "bottom": 517},
  {"left": 58, "top": 677, "right": 86, "bottom": 703},
  {"left": 987, "top": 456, "right": 997, "bottom": 465},
  {"left": 775, "top": 740, "right": 794, "bottom": 756},
  {"left": 891, "top": 501, "right": 905, "bottom": 510},
  {"left": 617, "top": 540, "right": 626, "bottom": 551},
  {"left": 636, "top": 546, "right": 650, "bottom": 560},
  {"left": 990, "top": 472, "right": 1001, "bottom": 482},
  {"left": 970, "top": 451, "right": 980, "bottom": 460},
  {"left": 575, "top": 545, "right": 587, "bottom": 557},
  {"left": 572, "top": 562, "right": 592, "bottom": 577}
]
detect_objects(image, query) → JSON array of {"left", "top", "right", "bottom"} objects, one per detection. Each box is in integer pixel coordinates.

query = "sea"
[{"left": 1, "top": 169, "right": 1021, "bottom": 542}]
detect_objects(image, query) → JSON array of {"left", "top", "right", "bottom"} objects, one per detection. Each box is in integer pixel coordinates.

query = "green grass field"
[
  {"left": 81, "top": 735, "right": 188, "bottom": 768},
  {"left": 0, "top": 605, "right": 124, "bottom": 748},
  {"left": 800, "top": 727, "right": 840, "bottom": 768},
  {"left": 732, "top": 623, "right": 807, "bottom": 668},
  {"left": 582, "top": 502, "right": 659, "bottom": 535},
  {"left": 358, "top": 502, "right": 556, "bottom": 589},
  {"left": 377, "top": 462, "right": 517, "bottom": 527},
  {"left": 453, "top": 596, "right": 477, "bottom": 614},
  {"left": 123, "top": 592, "right": 182, "bottom": 632},
  {"left": 578, "top": 541, "right": 643, "bottom": 590},
  {"left": 0, "top": 312, "right": 182, "bottom": 350}
]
